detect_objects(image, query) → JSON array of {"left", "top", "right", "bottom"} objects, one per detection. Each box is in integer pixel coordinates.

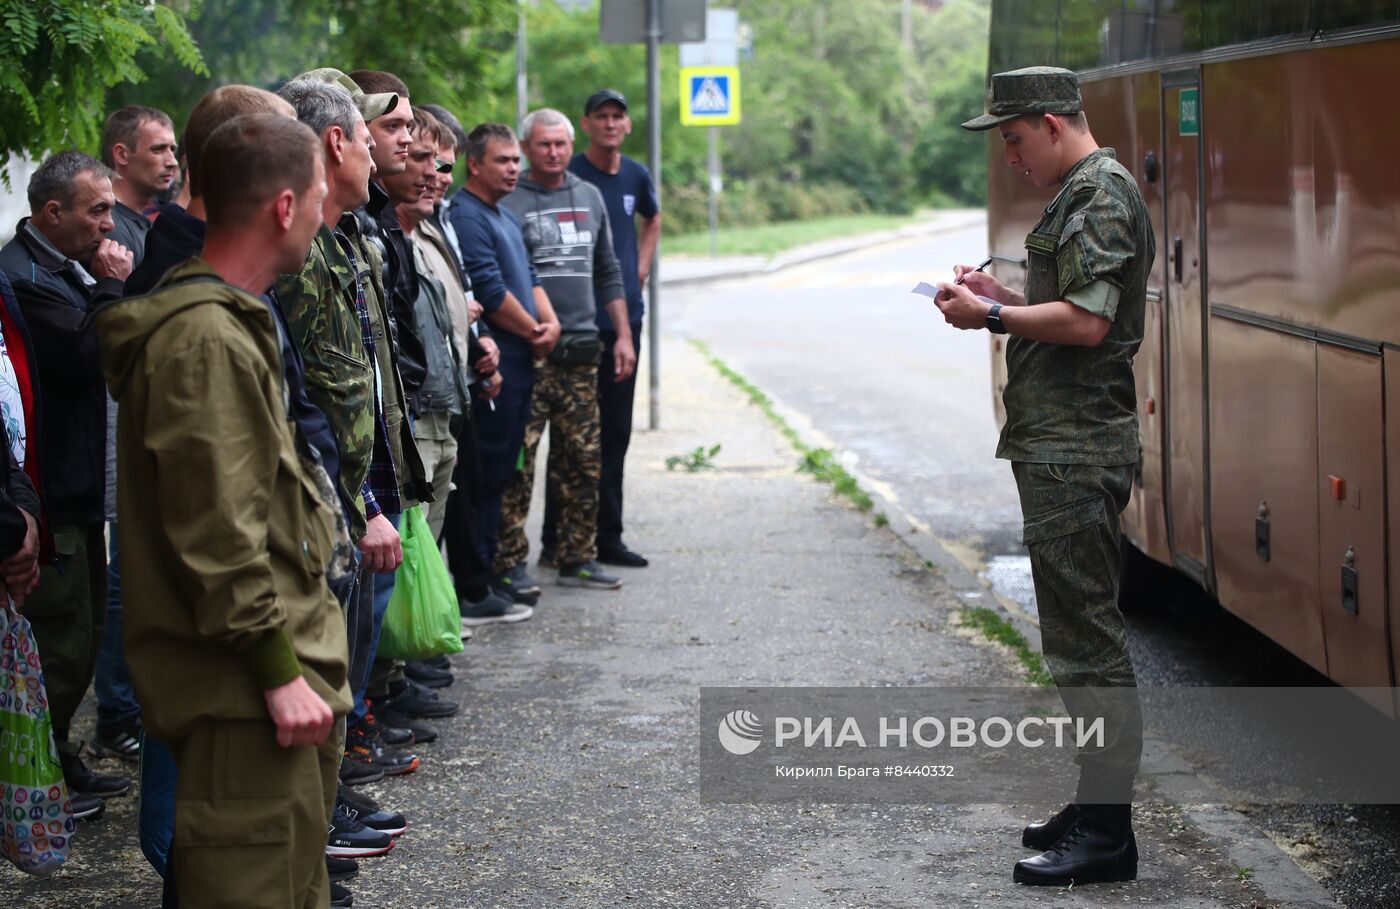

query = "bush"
[{"left": 659, "top": 176, "right": 871, "bottom": 235}]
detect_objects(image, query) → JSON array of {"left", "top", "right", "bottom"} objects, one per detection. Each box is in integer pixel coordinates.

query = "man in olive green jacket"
[{"left": 97, "top": 113, "right": 349, "bottom": 908}]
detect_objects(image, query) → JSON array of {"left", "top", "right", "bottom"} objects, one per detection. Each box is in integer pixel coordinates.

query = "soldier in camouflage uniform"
[
  {"left": 937, "top": 67, "right": 1152, "bottom": 887},
  {"left": 496, "top": 109, "right": 637, "bottom": 590},
  {"left": 274, "top": 72, "right": 423, "bottom": 785}
]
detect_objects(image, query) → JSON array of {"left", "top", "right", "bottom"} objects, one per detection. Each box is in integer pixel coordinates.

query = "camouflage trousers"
[
  {"left": 1012, "top": 461, "right": 1143, "bottom": 804},
  {"left": 496, "top": 358, "right": 602, "bottom": 572}
]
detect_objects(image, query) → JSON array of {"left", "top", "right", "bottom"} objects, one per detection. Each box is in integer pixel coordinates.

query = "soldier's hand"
[
  {"left": 613, "top": 334, "right": 637, "bottom": 381},
  {"left": 933, "top": 282, "right": 993, "bottom": 331},
  {"left": 951, "top": 262, "right": 1007, "bottom": 303},
  {"left": 263, "top": 675, "right": 335, "bottom": 748},
  {"left": 475, "top": 336, "right": 500, "bottom": 374},
  {"left": 530, "top": 320, "right": 561, "bottom": 357},
  {"left": 92, "top": 238, "right": 134, "bottom": 282},
  {"left": 358, "top": 513, "right": 403, "bottom": 573}
]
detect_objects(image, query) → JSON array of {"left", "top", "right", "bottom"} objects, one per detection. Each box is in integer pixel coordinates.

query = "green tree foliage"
[
  {"left": 491, "top": 0, "right": 989, "bottom": 233},
  {"left": 911, "top": 0, "right": 991, "bottom": 206},
  {"left": 0, "top": 0, "right": 206, "bottom": 171},
  {"left": 105, "top": 0, "right": 516, "bottom": 144}
]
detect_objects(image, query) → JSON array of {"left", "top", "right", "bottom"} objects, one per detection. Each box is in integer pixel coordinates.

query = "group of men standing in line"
[{"left": 0, "top": 68, "right": 658, "bottom": 906}]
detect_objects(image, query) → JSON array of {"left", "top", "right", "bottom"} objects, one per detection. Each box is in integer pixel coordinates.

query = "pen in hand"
[{"left": 954, "top": 257, "right": 994, "bottom": 286}]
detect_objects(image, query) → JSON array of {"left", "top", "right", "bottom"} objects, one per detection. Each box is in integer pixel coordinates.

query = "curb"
[{"left": 661, "top": 211, "right": 987, "bottom": 287}]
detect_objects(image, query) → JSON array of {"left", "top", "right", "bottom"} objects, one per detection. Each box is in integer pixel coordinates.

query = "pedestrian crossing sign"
[{"left": 680, "top": 66, "right": 741, "bottom": 126}]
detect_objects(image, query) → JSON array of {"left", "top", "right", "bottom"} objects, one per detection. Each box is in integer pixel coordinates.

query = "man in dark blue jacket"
[
  {"left": 0, "top": 150, "right": 133, "bottom": 805},
  {"left": 449, "top": 122, "right": 559, "bottom": 618}
]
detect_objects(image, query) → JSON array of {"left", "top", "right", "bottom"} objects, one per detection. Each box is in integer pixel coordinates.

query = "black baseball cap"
[{"left": 584, "top": 89, "right": 628, "bottom": 115}]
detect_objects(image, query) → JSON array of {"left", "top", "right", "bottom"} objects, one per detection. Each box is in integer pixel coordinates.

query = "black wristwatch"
[{"left": 985, "top": 302, "right": 1007, "bottom": 334}]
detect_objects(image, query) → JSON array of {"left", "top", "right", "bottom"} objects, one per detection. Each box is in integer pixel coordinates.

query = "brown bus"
[{"left": 984, "top": 1, "right": 1400, "bottom": 701}]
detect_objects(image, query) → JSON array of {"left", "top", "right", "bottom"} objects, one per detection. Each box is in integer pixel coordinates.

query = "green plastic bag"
[{"left": 379, "top": 506, "right": 464, "bottom": 661}]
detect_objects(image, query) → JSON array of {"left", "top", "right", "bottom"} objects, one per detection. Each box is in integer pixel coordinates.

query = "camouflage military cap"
[
  {"left": 961, "top": 66, "right": 1081, "bottom": 131},
  {"left": 296, "top": 67, "right": 398, "bottom": 121}
]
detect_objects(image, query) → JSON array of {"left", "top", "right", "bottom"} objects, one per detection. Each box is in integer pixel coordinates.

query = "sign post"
[
  {"left": 600, "top": 0, "right": 708, "bottom": 430},
  {"left": 679, "top": 8, "right": 742, "bottom": 260}
]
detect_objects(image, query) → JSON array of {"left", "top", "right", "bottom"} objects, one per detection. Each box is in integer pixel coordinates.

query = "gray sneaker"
[
  {"left": 497, "top": 563, "right": 542, "bottom": 601},
  {"left": 460, "top": 591, "right": 534, "bottom": 627},
  {"left": 558, "top": 560, "right": 623, "bottom": 590}
]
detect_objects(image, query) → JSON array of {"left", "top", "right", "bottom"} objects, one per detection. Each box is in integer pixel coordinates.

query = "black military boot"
[
  {"left": 1013, "top": 803, "right": 1136, "bottom": 886},
  {"left": 1022, "top": 802, "right": 1079, "bottom": 850}
]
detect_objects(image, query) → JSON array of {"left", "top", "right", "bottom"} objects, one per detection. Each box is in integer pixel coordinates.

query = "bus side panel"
[
  {"left": 1127, "top": 71, "right": 1170, "bottom": 567},
  {"left": 1202, "top": 41, "right": 1400, "bottom": 345},
  {"left": 1208, "top": 318, "right": 1326, "bottom": 674},
  {"left": 1316, "top": 346, "right": 1390, "bottom": 688},
  {"left": 1075, "top": 74, "right": 1171, "bottom": 568},
  {"left": 1387, "top": 351, "right": 1400, "bottom": 709}
]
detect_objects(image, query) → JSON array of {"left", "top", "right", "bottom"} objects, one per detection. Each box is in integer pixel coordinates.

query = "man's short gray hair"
[
  {"left": 27, "top": 150, "right": 113, "bottom": 213},
  {"left": 520, "top": 108, "right": 574, "bottom": 144},
  {"left": 278, "top": 78, "right": 359, "bottom": 140}
]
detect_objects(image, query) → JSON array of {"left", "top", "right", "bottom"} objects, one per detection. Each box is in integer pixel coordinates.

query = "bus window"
[
  {"left": 1192, "top": 0, "right": 1311, "bottom": 48},
  {"left": 989, "top": 0, "right": 1061, "bottom": 73},
  {"left": 1316, "top": 0, "right": 1400, "bottom": 30}
]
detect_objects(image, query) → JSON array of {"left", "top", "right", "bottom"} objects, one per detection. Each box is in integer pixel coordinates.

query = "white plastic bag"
[{"left": 1, "top": 597, "right": 74, "bottom": 876}]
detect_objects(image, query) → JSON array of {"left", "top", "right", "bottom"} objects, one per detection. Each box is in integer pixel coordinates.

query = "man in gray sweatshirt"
[{"left": 497, "top": 108, "right": 636, "bottom": 590}]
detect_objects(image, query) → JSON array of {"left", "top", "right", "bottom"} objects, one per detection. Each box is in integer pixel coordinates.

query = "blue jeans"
[
  {"left": 351, "top": 510, "right": 401, "bottom": 722},
  {"left": 94, "top": 524, "right": 141, "bottom": 734},
  {"left": 138, "top": 733, "right": 177, "bottom": 876}
]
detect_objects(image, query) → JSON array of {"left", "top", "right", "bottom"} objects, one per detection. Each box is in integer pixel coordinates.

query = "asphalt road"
[{"left": 670, "top": 226, "right": 1400, "bottom": 909}]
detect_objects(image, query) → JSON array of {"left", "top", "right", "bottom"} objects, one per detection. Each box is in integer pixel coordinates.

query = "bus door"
[{"left": 1160, "top": 68, "right": 1212, "bottom": 590}]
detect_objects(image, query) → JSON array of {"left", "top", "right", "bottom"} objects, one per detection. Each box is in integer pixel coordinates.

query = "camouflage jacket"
[
  {"left": 998, "top": 148, "right": 1154, "bottom": 467},
  {"left": 274, "top": 225, "right": 375, "bottom": 537},
  {"left": 338, "top": 210, "right": 432, "bottom": 510}
]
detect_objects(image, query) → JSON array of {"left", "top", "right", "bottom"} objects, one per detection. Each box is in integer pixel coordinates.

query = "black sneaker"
[
  {"left": 70, "top": 793, "right": 105, "bottom": 820},
  {"left": 326, "top": 855, "right": 359, "bottom": 883},
  {"left": 496, "top": 563, "right": 541, "bottom": 603},
  {"left": 362, "top": 704, "right": 413, "bottom": 747},
  {"left": 558, "top": 560, "right": 623, "bottom": 589},
  {"left": 374, "top": 705, "right": 439, "bottom": 744},
  {"left": 339, "top": 785, "right": 408, "bottom": 836},
  {"left": 346, "top": 721, "right": 420, "bottom": 776},
  {"left": 338, "top": 754, "right": 384, "bottom": 787},
  {"left": 93, "top": 719, "right": 142, "bottom": 762},
  {"left": 330, "top": 881, "right": 354, "bottom": 908},
  {"left": 421, "top": 654, "right": 451, "bottom": 670},
  {"left": 61, "top": 752, "right": 131, "bottom": 798},
  {"left": 404, "top": 659, "right": 454, "bottom": 689},
  {"left": 382, "top": 678, "right": 459, "bottom": 719},
  {"left": 326, "top": 799, "right": 394, "bottom": 857},
  {"left": 461, "top": 591, "right": 533, "bottom": 628},
  {"left": 597, "top": 542, "right": 649, "bottom": 568}
]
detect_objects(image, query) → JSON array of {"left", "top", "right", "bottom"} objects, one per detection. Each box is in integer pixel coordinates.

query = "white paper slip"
[{"left": 912, "top": 282, "right": 997, "bottom": 306}]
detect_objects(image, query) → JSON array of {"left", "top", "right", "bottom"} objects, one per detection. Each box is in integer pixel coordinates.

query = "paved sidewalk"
[
  {"left": 6, "top": 337, "right": 1336, "bottom": 908},
  {"left": 661, "top": 209, "right": 986, "bottom": 286}
]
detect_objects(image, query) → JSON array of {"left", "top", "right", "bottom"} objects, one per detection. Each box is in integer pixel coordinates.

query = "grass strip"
[
  {"left": 959, "top": 606, "right": 1054, "bottom": 687},
  {"left": 666, "top": 213, "right": 926, "bottom": 257},
  {"left": 691, "top": 338, "right": 873, "bottom": 513}
]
